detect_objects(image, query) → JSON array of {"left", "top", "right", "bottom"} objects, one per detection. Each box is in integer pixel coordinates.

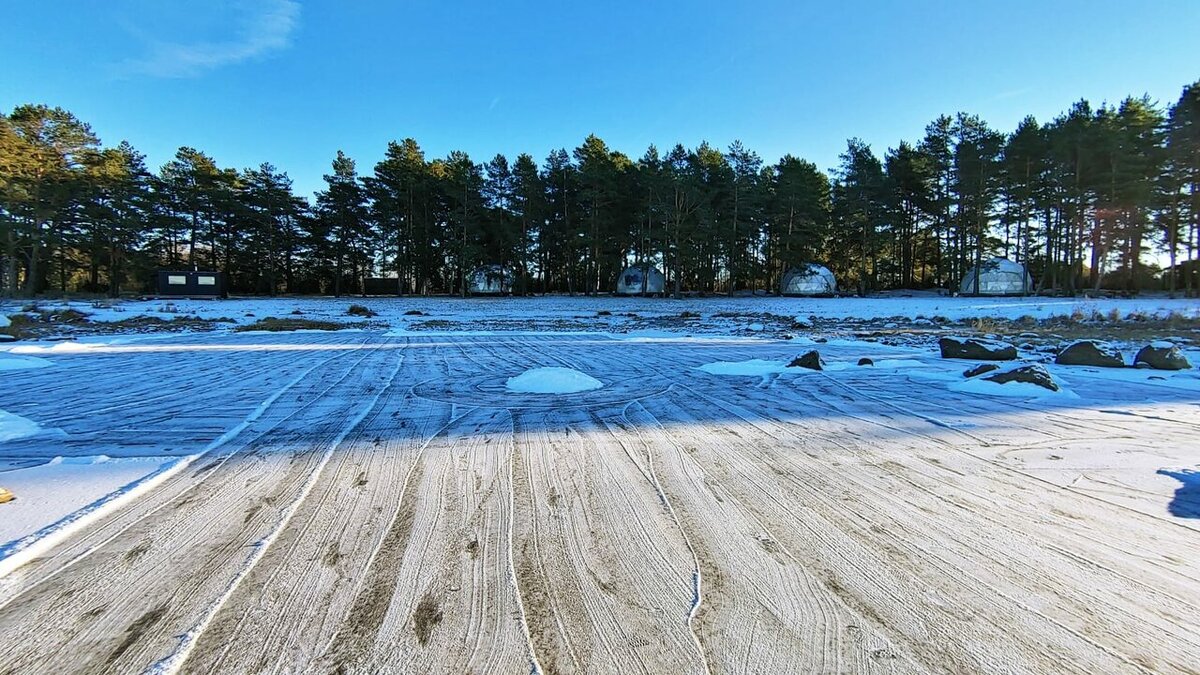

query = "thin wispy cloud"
[{"left": 115, "top": 0, "right": 300, "bottom": 78}]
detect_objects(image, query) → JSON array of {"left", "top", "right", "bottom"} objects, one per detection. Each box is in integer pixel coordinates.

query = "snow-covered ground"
[
  {"left": 2, "top": 292, "right": 1199, "bottom": 334},
  {"left": 0, "top": 456, "right": 177, "bottom": 546},
  {"left": 0, "top": 302, "right": 1198, "bottom": 672}
]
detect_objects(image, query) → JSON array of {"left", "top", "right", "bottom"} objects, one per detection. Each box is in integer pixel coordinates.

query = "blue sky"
[{"left": 2, "top": 1, "right": 1197, "bottom": 201}]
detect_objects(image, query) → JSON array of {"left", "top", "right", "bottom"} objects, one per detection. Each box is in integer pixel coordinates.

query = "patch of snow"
[
  {"left": 0, "top": 354, "right": 52, "bottom": 372},
  {"left": 9, "top": 341, "right": 101, "bottom": 355},
  {"left": 48, "top": 454, "right": 112, "bottom": 466},
  {"left": 869, "top": 359, "right": 927, "bottom": 369},
  {"left": 0, "top": 410, "right": 42, "bottom": 442},
  {"left": 0, "top": 456, "right": 174, "bottom": 547},
  {"left": 0, "top": 314, "right": 9, "bottom": 328},
  {"left": 506, "top": 367, "right": 603, "bottom": 394}
]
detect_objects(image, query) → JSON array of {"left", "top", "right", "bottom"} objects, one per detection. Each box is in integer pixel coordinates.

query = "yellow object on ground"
[{"left": 0, "top": 487, "right": 14, "bottom": 503}]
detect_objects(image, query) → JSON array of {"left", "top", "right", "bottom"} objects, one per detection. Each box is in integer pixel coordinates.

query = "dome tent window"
[
  {"left": 615, "top": 265, "right": 665, "bottom": 295},
  {"left": 780, "top": 264, "right": 837, "bottom": 296},
  {"left": 959, "top": 257, "right": 1033, "bottom": 296},
  {"left": 469, "top": 265, "right": 514, "bottom": 295}
]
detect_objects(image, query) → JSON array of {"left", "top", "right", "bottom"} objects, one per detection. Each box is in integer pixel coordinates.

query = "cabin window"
[
  {"left": 168, "top": 275, "right": 187, "bottom": 285},
  {"left": 198, "top": 276, "right": 216, "bottom": 286}
]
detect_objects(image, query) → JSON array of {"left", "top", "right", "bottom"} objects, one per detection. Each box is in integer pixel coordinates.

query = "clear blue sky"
[{"left": 2, "top": 0, "right": 1197, "bottom": 201}]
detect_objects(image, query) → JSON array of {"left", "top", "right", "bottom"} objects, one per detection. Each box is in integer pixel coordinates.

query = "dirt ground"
[{"left": 0, "top": 331, "right": 1197, "bottom": 674}]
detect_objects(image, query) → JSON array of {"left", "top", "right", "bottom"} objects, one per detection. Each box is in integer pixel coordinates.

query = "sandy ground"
[{"left": 0, "top": 331, "right": 1198, "bottom": 674}]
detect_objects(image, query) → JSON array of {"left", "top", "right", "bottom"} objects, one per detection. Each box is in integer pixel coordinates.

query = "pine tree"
[
  {"left": 767, "top": 155, "right": 831, "bottom": 289},
  {"left": 725, "top": 141, "right": 764, "bottom": 292},
  {"left": 1165, "top": 81, "right": 1200, "bottom": 296},
  {"left": 510, "top": 153, "right": 545, "bottom": 294},
  {"left": 2, "top": 105, "right": 100, "bottom": 295},
  {"left": 314, "top": 151, "right": 370, "bottom": 295},
  {"left": 831, "top": 139, "right": 887, "bottom": 294}
]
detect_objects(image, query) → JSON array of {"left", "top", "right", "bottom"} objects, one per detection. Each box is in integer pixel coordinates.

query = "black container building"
[{"left": 156, "top": 271, "right": 225, "bottom": 298}]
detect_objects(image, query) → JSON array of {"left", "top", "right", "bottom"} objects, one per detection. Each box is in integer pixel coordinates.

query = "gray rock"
[
  {"left": 939, "top": 336, "right": 1017, "bottom": 361},
  {"left": 964, "top": 363, "right": 1000, "bottom": 378},
  {"left": 788, "top": 350, "right": 824, "bottom": 371},
  {"left": 1134, "top": 343, "right": 1191, "bottom": 370},
  {"left": 985, "top": 364, "right": 1059, "bottom": 391},
  {"left": 1055, "top": 340, "right": 1125, "bottom": 368}
]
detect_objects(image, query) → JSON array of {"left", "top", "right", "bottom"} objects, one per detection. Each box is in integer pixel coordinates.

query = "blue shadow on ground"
[{"left": 1158, "top": 469, "right": 1200, "bottom": 518}]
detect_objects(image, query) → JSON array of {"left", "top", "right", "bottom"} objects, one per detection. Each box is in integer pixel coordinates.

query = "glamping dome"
[
  {"left": 781, "top": 264, "right": 837, "bottom": 296},
  {"left": 959, "top": 257, "right": 1033, "bottom": 296},
  {"left": 615, "top": 265, "right": 665, "bottom": 295},
  {"left": 468, "top": 265, "right": 514, "bottom": 295}
]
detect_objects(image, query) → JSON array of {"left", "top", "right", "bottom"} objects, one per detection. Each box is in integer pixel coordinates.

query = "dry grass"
[{"left": 234, "top": 317, "right": 344, "bottom": 332}]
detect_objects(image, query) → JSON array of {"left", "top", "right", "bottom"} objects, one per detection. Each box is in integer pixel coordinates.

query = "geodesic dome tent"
[
  {"left": 615, "top": 265, "right": 665, "bottom": 295},
  {"left": 781, "top": 264, "right": 837, "bottom": 296},
  {"left": 468, "top": 265, "right": 514, "bottom": 295},
  {"left": 959, "top": 257, "right": 1033, "bottom": 296}
]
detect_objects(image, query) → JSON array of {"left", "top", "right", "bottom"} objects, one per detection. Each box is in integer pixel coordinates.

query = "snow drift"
[{"left": 506, "top": 367, "right": 603, "bottom": 394}]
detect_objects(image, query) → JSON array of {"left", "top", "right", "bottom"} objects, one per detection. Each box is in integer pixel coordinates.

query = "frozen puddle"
[{"left": 506, "top": 367, "right": 603, "bottom": 394}]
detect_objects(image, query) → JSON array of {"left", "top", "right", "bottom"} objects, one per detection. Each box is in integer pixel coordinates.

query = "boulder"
[
  {"left": 1134, "top": 342, "right": 1191, "bottom": 371},
  {"left": 788, "top": 350, "right": 824, "bottom": 371},
  {"left": 984, "top": 364, "right": 1059, "bottom": 391},
  {"left": 964, "top": 363, "right": 1000, "bottom": 378},
  {"left": 938, "top": 336, "right": 1017, "bottom": 361},
  {"left": 857, "top": 357, "right": 874, "bottom": 366},
  {"left": 1055, "top": 340, "right": 1124, "bottom": 368}
]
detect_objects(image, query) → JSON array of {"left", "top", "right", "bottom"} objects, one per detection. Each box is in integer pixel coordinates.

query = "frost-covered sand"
[{"left": 0, "top": 301, "right": 1198, "bottom": 673}]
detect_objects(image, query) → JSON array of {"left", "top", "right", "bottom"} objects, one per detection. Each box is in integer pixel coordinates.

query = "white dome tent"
[
  {"left": 780, "top": 264, "right": 837, "bottom": 296},
  {"left": 468, "top": 265, "right": 514, "bottom": 295},
  {"left": 959, "top": 257, "right": 1033, "bottom": 296},
  {"left": 615, "top": 265, "right": 665, "bottom": 295}
]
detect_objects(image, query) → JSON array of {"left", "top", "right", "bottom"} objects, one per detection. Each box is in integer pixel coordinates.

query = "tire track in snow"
[
  {"left": 0, "top": 335, "right": 370, "bottom": 597},
  {"left": 147, "top": 342, "right": 405, "bottom": 674},
  {"left": 614, "top": 396, "right": 711, "bottom": 675},
  {"left": 316, "top": 398, "right": 480, "bottom": 670}
]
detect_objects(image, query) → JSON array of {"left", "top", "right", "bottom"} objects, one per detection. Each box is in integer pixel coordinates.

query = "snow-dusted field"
[
  {"left": 3, "top": 291, "right": 1200, "bottom": 334},
  {"left": 0, "top": 309, "right": 1199, "bottom": 672}
]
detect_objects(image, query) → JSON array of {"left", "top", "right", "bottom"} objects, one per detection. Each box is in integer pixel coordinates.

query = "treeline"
[{"left": 2, "top": 80, "right": 1199, "bottom": 298}]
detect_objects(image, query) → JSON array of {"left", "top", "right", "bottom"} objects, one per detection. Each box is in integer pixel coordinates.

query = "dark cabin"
[{"left": 156, "top": 271, "right": 225, "bottom": 298}]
